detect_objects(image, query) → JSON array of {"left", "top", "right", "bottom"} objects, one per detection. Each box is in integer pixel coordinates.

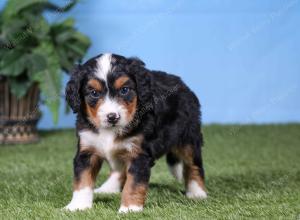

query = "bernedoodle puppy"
[{"left": 64, "top": 53, "right": 207, "bottom": 213}]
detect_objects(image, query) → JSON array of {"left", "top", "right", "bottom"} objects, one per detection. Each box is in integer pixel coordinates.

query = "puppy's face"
[
  {"left": 84, "top": 74, "right": 137, "bottom": 129},
  {"left": 67, "top": 54, "right": 139, "bottom": 130}
]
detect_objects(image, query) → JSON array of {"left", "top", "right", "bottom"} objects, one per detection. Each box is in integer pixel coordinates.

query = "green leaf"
[
  {"left": 72, "top": 31, "right": 91, "bottom": 45},
  {"left": 65, "top": 42, "right": 87, "bottom": 57},
  {"left": 0, "top": 18, "right": 27, "bottom": 39},
  {"left": 0, "top": 50, "right": 27, "bottom": 76},
  {"left": 27, "top": 52, "right": 48, "bottom": 74},
  {"left": 50, "top": 21, "right": 90, "bottom": 71},
  {"left": 56, "top": 47, "right": 74, "bottom": 72},
  {"left": 54, "top": 29, "right": 75, "bottom": 44},
  {"left": 0, "top": 0, "right": 90, "bottom": 123},
  {"left": 43, "top": 0, "right": 79, "bottom": 13},
  {"left": 56, "top": 18, "right": 75, "bottom": 28},
  {"left": 2, "top": 0, "right": 47, "bottom": 18},
  {"left": 50, "top": 19, "right": 75, "bottom": 43},
  {"left": 31, "top": 17, "right": 50, "bottom": 40},
  {"left": 32, "top": 42, "right": 62, "bottom": 124},
  {"left": 2, "top": 0, "right": 78, "bottom": 19}
]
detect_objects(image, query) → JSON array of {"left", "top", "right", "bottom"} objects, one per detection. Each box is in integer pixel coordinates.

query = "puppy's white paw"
[
  {"left": 64, "top": 187, "right": 93, "bottom": 212},
  {"left": 186, "top": 190, "right": 207, "bottom": 199},
  {"left": 186, "top": 180, "right": 207, "bottom": 199},
  {"left": 64, "top": 201, "right": 92, "bottom": 212},
  {"left": 118, "top": 205, "right": 143, "bottom": 213}
]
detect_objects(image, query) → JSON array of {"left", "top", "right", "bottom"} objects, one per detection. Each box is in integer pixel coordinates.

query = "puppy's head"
[{"left": 66, "top": 53, "right": 150, "bottom": 131}]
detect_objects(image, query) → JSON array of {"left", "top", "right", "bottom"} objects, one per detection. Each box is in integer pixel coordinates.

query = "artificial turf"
[{"left": 0, "top": 124, "right": 299, "bottom": 219}]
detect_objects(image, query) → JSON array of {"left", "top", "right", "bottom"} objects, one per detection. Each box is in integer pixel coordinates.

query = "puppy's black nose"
[{"left": 107, "top": 113, "right": 119, "bottom": 124}]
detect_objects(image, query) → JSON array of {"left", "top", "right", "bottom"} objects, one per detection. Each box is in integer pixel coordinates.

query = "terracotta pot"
[{"left": 0, "top": 79, "right": 41, "bottom": 144}]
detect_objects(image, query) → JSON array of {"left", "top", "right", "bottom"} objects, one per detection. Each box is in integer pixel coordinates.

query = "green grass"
[{"left": 0, "top": 124, "right": 300, "bottom": 219}]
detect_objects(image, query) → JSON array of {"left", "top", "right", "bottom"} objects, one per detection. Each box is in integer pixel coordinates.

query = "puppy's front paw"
[
  {"left": 63, "top": 187, "right": 93, "bottom": 212},
  {"left": 118, "top": 205, "right": 143, "bottom": 213},
  {"left": 64, "top": 201, "right": 92, "bottom": 212},
  {"left": 186, "top": 190, "right": 207, "bottom": 199},
  {"left": 186, "top": 181, "right": 207, "bottom": 199}
]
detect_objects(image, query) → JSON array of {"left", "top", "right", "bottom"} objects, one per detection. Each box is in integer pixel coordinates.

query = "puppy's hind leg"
[
  {"left": 181, "top": 141, "right": 207, "bottom": 199},
  {"left": 94, "top": 170, "right": 125, "bottom": 194},
  {"left": 166, "top": 152, "right": 183, "bottom": 182}
]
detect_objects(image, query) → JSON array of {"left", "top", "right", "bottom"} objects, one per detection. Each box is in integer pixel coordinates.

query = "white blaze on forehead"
[{"left": 95, "top": 53, "right": 112, "bottom": 81}]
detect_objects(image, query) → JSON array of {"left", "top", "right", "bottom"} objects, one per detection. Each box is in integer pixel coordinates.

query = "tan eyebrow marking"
[
  {"left": 114, "top": 76, "right": 130, "bottom": 90},
  {"left": 88, "top": 79, "right": 102, "bottom": 91}
]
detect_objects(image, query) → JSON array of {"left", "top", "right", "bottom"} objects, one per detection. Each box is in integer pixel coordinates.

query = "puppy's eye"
[
  {"left": 90, "top": 90, "right": 100, "bottom": 98},
  {"left": 119, "top": 87, "right": 130, "bottom": 96}
]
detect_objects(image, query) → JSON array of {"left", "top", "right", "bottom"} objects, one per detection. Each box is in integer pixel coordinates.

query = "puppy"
[{"left": 64, "top": 53, "right": 207, "bottom": 213}]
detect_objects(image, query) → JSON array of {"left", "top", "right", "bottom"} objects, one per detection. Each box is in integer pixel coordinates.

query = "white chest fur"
[{"left": 79, "top": 129, "right": 139, "bottom": 170}]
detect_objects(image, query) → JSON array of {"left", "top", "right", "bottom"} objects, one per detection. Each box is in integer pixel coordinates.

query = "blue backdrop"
[{"left": 2, "top": 1, "right": 300, "bottom": 128}]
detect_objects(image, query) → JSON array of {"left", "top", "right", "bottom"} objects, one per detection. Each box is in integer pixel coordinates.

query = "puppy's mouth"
[
  {"left": 103, "top": 120, "right": 121, "bottom": 129},
  {"left": 107, "top": 123, "right": 117, "bottom": 128}
]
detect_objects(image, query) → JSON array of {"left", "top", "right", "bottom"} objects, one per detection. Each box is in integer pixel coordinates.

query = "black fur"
[
  {"left": 66, "top": 53, "right": 205, "bottom": 192},
  {"left": 128, "top": 153, "right": 153, "bottom": 184},
  {"left": 73, "top": 145, "right": 93, "bottom": 181},
  {"left": 166, "top": 152, "right": 181, "bottom": 166}
]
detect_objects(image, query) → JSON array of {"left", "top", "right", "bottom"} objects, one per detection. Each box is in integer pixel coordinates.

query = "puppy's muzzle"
[{"left": 107, "top": 113, "right": 120, "bottom": 125}]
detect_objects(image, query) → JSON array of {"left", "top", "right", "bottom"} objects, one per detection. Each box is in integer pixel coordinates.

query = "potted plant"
[{"left": 0, "top": 0, "right": 90, "bottom": 144}]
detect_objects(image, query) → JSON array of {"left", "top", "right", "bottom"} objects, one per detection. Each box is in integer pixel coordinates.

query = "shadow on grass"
[
  {"left": 97, "top": 170, "right": 298, "bottom": 201},
  {"left": 149, "top": 182, "right": 183, "bottom": 194},
  {"left": 64, "top": 170, "right": 300, "bottom": 212},
  {"left": 94, "top": 195, "right": 118, "bottom": 204}
]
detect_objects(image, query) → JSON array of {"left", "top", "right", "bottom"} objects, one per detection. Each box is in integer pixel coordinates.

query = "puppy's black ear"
[
  {"left": 127, "top": 58, "right": 152, "bottom": 105},
  {"left": 65, "top": 65, "right": 84, "bottom": 113}
]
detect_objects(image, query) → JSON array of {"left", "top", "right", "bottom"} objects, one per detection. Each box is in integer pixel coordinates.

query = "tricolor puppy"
[{"left": 64, "top": 53, "right": 207, "bottom": 213}]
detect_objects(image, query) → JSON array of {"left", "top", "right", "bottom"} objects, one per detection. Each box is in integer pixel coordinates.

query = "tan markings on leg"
[
  {"left": 183, "top": 164, "right": 205, "bottom": 190},
  {"left": 121, "top": 172, "right": 148, "bottom": 207},
  {"left": 114, "top": 76, "right": 129, "bottom": 90},
  {"left": 74, "top": 148, "right": 102, "bottom": 191},
  {"left": 172, "top": 145, "right": 206, "bottom": 191}
]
